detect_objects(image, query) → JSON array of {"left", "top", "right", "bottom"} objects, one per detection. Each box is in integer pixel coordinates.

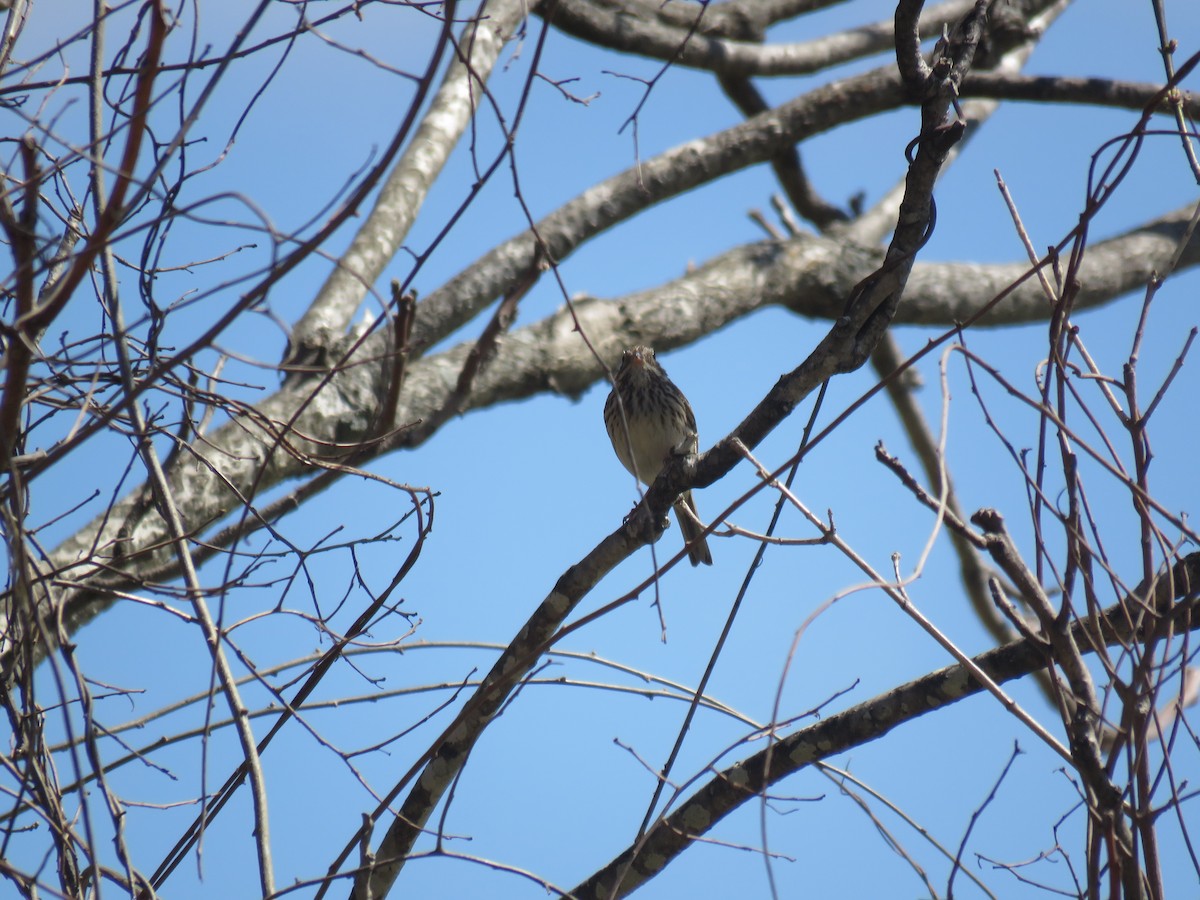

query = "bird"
[{"left": 603, "top": 345, "right": 713, "bottom": 566}]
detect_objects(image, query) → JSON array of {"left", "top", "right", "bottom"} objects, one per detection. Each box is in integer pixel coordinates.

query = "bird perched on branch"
[{"left": 604, "top": 345, "right": 713, "bottom": 566}]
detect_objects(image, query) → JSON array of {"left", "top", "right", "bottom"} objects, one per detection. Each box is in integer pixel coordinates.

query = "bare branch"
[
  {"left": 286, "top": 0, "right": 534, "bottom": 363},
  {"left": 546, "top": 0, "right": 981, "bottom": 77},
  {"left": 572, "top": 553, "right": 1200, "bottom": 899}
]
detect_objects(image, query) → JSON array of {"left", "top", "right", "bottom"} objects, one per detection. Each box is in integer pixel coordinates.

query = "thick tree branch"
[
  {"left": 407, "top": 62, "right": 910, "bottom": 355},
  {"left": 285, "top": 0, "right": 532, "bottom": 367},
  {"left": 964, "top": 69, "right": 1200, "bottom": 117},
  {"left": 19, "top": 0, "right": 1196, "bottom": 678},
  {"left": 334, "top": 6, "right": 986, "bottom": 893},
  {"left": 411, "top": 50, "right": 1185, "bottom": 360},
  {"left": 603, "top": 0, "right": 846, "bottom": 38},
  {"left": 29, "top": 204, "right": 1198, "bottom": 665},
  {"left": 545, "top": 0, "right": 979, "bottom": 77},
  {"left": 571, "top": 553, "right": 1200, "bottom": 899}
]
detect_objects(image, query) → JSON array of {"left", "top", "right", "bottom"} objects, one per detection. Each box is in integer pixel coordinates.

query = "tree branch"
[
  {"left": 26, "top": 203, "right": 1198, "bottom": 668},
  {"left": 571, "top": 553, "right": 1200, "bottom": 899},
  {"left": 333, "top": 5, "right": 986, "bottom": 892},
  {"left": 285, "top": 0, "right": 533, "bottom": 366},
  {"left": 545, "top": 0, "right": 980, "bottom": 77}
]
